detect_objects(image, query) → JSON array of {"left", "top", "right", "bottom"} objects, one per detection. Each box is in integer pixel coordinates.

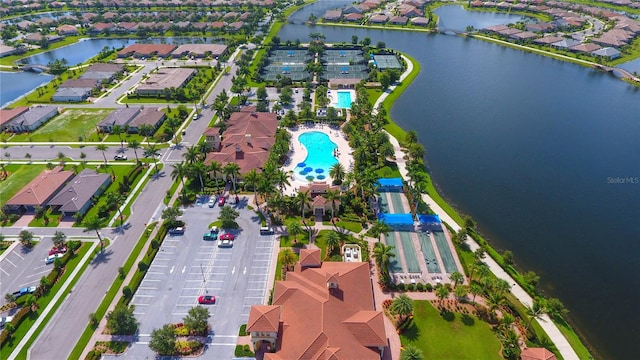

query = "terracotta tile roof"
[
  {"left": 204, "top": 109, "right": 278, "bottom": 174},
  {"left": 521, "top": 347, "right": 557, "bottom": 360},
  {"left": 253, "top": 251, "right": 386, "bottom": 359},
  {"left": 247, "top": 305, "right": 280, "bottom": 332},
  {"left": 5, "top": 166, "right": 74, "bottom": 207},
  {"left": 299, "top": 248, "right": 322, "bottom": 268},
  {"left": 0, "top": 107, "right": 29, "bottom": 128}
]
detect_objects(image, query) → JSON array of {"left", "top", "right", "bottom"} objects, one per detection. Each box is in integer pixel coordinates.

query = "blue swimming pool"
[
  {"left": 337, "top": 91, "right": 353, "bottom": 109},
  {"left": 294, "top": 131, "right": 338, "bottom": 182}
]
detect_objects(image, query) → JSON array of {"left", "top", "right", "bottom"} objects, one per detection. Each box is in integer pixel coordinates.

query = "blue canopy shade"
[
  {"left": 377, "top": 213, "right": 414, "bottom": 226},
  {"left": 315, "top": 168, "right": 324, "bottom": 173},
  {"left": 317, "top": 175, "right": 326, "bottom": 180},
  {"left": 376, "top": 178, "right": 404, "bottom": 188},
  {"left": 417, "top": 214, "right": 441, "bottom": 224},
  {"left": 304, "top": 167, "right": 313, "bottom": 172},
  {"left": 297, "top": 162, "right": 306, "bottom": 167}
]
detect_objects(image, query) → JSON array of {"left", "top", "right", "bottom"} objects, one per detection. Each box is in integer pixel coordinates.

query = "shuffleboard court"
[
  {"left": 418, "top": 232, "right": 441, "bottom": 273},
  {"left": 433, "top": 231, "right": 458, "bottom": 273},
  {"left": 399, "top": 231, "right": 421, "bottom": 273},
  {"left": 384, "top": 232, "right": 404, "bottom": 273}
]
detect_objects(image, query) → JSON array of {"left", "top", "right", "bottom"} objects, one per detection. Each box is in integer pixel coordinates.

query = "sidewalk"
[{"left": 373, "top": 56, "right": 579, "bottom": 360}]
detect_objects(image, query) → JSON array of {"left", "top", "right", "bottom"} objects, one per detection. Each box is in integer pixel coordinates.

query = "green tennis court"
[
  {"left": 399, "top": 231, "right": 421, "bottom": 273},
  {"left": 418, "top": 232, "right": 441, "bottom": 273},
  {"left": 433, "top": 231, "right": 458, "bottom": 273},
  {"left": 322, "top": 49, "right": 365, "bottom": 64},
  {"left": 373, "top": 54, "right": 402, "bottom": 69},
  {"left": 384, "top": 232, "right": 404, "bottom": 273}
]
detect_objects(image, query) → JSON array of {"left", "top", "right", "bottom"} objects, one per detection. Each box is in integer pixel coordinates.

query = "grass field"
[
  {"left": 0, "top": 164, "right": 46, "bottom": 207},
  {"left": 401, "top": 300, "right": 502, "bottom": 360},
  {"left": 10, "top": 109, "right": 112, "bottom": 143}
]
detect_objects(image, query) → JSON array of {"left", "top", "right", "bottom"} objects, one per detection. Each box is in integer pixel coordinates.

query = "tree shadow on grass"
[
  {"left": 461, "top": 314, "right": 475, "bottom": 326},
  {"left": 401, "top": 320, "right": 421, "bottom": 341},
  {"left": 440, "top": 310, "right": 455, "bottom": 322}
]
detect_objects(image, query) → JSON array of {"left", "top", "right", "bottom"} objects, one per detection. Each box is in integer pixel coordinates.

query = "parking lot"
[
  {"left": 0, "top": 237, "right": 58, "bottom": 307},
  {"left": 126, "top": 195, "right": 276, "bottom": 358}
]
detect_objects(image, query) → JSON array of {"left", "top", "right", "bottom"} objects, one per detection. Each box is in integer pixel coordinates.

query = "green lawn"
[
  {"left": 0, "top": 164, "right": 46, "bottom": 207},
  {"left": 10, "top": 109, "right": 112, "bottom": 143},
  {"left": 401, "top": 300, "right": 503, "bottom": 360}
]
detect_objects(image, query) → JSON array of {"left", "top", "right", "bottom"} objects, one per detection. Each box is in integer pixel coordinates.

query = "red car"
[
  {"left": 218, "top": 196, "right": 226, "bottom": 206},
  {"left": 219, "top": 233, "right": 234, "bottom": 241},
  {"left": 48, "top": 246, "right": 67, "bottom": 256},
  {"left": 198, "top": 295, "right": 216, "bottom": 304}
]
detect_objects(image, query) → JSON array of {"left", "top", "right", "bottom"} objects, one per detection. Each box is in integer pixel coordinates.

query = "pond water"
[{"left": 435, "top": 5, "right": 534, "bottom": 31}]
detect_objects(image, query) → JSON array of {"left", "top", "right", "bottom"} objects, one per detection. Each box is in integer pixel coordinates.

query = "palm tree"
[
  {"left": 143, "top": 144, "right": 160, "bottom": 173},
  {"left": 83, "top": 215, "right": 104, "bottom": 250},
  {"left": 57, "top": 152, "right": 66, "bottom": 165},
  {"left": 183, "top": 145, "right": 201, "bottom": 164},
  {"left": 325, "top": 188, "right": 341, "bottom": 220},
  {"left": 171, "top": 162, "right": 188, "bottom": 200},
  {"left": 189, "top": 161, "right": 208, "bottom": 192},
  {"left": 208, "top": 161, "right": 222, "bottom": 193},
  {"left": 485, "top": 291, "right": 506, "bottom": 316},
  {"left": 373, "top": 242, "right": 395, "bottom": 281},
  {"left": 138, "top": 124, "right": 154, "bottom": 145},
  {"left": 371, "top": 220, "right": 392, "bottom": 242},
  {"left": 52, "top": 231, "right": 66, "bottom": 248},
  {"left": 112, "top": 124, "right": 125, "bottom": 148},
  {"left": 223, "top": 162, "right": 240, "bottom": 193},
  {"left": 524, "top": 300, "right": 546, "bottom": 332},
  {"left": 329, "top": 162, "right": 345, "bottom": 185},
  {"left": 449, "top": 271, "right": 464, "bottom": 287},
  {"left": 294, "top": 190, "right": 311, "bottom": 219},
  {"left": 269, "top": 193, "right": 286, "bottom": 222},
  {"left": 286, "top": 219, "right": 304, "bottom": 243},
  {"left": 105, "top": 192, "right": 126, "bottom": 226},
  {"left": 435, "top": 285, "right": 450, "bottom": 303},
  {"left": 325, "top": 231, "right": 340, "bottom": 256},
  {"left": 96, "top": 144, "right": 108, "bottom": 164},
  {"left": 390, "top": 294, "right": 414, "bottom": 323},
  {"left": 278, "top": 248, "right": 297, "bottom": 274},
  {"left": 469, "top": 283, "right": 483, "bottom": 303},
  {"left": 400, "top": 346, "right": 424, "bottom": 360},
  {"left": 243, "top": 169, "right": 260, "bottom": 205},
  {"left": 127, "top": 140, "right": 141, "bottom": 163},
  {"left": 274, "top": 169, "right": 291, "bottom": 193}
]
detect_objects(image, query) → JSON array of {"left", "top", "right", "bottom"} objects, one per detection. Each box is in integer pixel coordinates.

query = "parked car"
[
  {"left": 0, "top": 316, "right": 14, "bottom": 329},
  {"left": 260, "top": 226, "right": 274, "bottom": 235},
  {"left": 48, "top": 246, "right": 67, "bottom": 256},
  {"left": 218, "top": 239, "right": 233, "bottom": 248},
  {"left": 11, "top": 286, "right": 36, "bottom": 298},
  {"left": 203, "top": 231, "right": 217, "bottom": 241},
  {"left": 169, "top": 227, "right": 185, "bottom": 235},
  {"left": 114, "top": 154, "right": 127, "bottom": 160},
  {"left": 45, "top": 253, "right": 64, "bottom": 264},
  {"left": 198, "top": 295, "right": 216, "bottom": 304},
  {"left": 208, "top": 197, "right": 216, "bottom": 208},
  {"left": 210, "top": 226, "right": 219, "bottom": 233},
  {"left": 218, "top": 196, "right": 226, "bottom": 206},
  {"left": 219, "top": 233, "right": 234, "bottom": 241}
]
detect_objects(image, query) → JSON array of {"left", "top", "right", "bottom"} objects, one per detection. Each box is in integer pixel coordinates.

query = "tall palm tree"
[
  {"left": 390, "top": 294, "right": 414, "bottom": 323},
  {"left": 286, "top": 219, "right": 304, "bottom": 243},
  {"left": 524, "top": 300, "right": 546, "bottom": 332},
  {"left": 183, "top": 145, "right": 201, "bottom": 164},
  {"left": 197, "top": 141, "right": 211, "bottom": 155},
  {"left": 143, "top": 145, "right": 161, "bottom": 173},
  {"left": 127, "top": 139, "right": 141, "bottom": 163},
  {"left": 371, "top": 220, "right": 392, "bottom": 242},
  {"left": 325, "top": 188, "right": 340, "bottom": 220},
  {"left": 83, "top": 215, "right": 104, "bottom": 250},
  {"left": 112, "top": 125, "right": 124, "bottom": 149},
  {"left": 274, "top": 169, "right": 291, "bottom": 193},
  {"left": 223, "top": 162, "right": 240, "bottom": 193},
  {"left": 278, "top": 248, "right": 297, "bottom": 274},
  {"left": 435, "top": 285, "right": 450, "bottom": 303},
  {"left": 96, "top": 144, "right": 108, "bottom": 164},
  {"left": 171, "top": 162, "right": 188, "bottom": 199},
  {"left": 243, "top": 169, "right": 260, "bottom": 205},
  {"left": 208, "top": 161, "right": 222, "bottom": 193},
  {"left": 138, "top": 124, "right": 154, "bottom": 145},
  {"left": 373, "top": 242, "right": 395, "bottom": 281},
  {"left": 294, "top": 190, "right": 311, "bottom": 219},
  {"left": 257, "top": 176, "right": 276, "bottom": 206},
  {"left": 269, "top": 193, "right": 286, "bottom": 222},
  {"left": 106, "top": 192, "right": 126, "bottom": 226},
  {"left": 325, "top": 231, "right": 340, "bottom": 256},
  {"left": 449, "top": 271, "right": 464, "bottom": 287},
  {"left": 189, "top": 161, "right": 208, "bottom": 192},
  {"left": 329, "top": 162, "right": 345, "bottom": 185}
]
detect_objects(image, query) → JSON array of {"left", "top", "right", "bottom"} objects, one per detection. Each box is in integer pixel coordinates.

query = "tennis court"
[
  {"left": 269, "top": 49, "right": 312, "bottom": 63},
  {"left": 433, "top": 231, "right": 459, "bottom": 273},
  {"left": 399, "top": 231, "right": 421, "bottom": 273},
  {"left": 322, "top": 49, "right": 365, "bottom": 64},
  {"left": 418, "top": 232, "right": 441, "bottom": 273},
  {"left": 262, "top": 64, "right": 309, "bottom": 81},
  {"left": 373, "top": 54, "right": 402, "bottom": 69},
  {"left": 384, "top": 232, "right": 404, "bottom": 273},
  {"left": 389, "top": 191, "right": 407, "bottom": 213}
]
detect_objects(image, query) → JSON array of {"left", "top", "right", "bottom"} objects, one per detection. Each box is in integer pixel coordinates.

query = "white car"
[
  {"left": 218, "top": 239, "right": 233, "bottom": 248},
  {"left": 45, "top": 253, "right": 64, "bottom": 264},
  {"left": 208, "top": 198, "right": 216, "bottom": 208},
  {"left": 114, "top": 154, "right": 127, "bottom": 160}
]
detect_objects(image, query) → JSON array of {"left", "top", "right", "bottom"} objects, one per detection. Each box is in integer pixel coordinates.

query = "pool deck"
[{"left": 282, "top": 123, "right": 353, "bottom": 195}]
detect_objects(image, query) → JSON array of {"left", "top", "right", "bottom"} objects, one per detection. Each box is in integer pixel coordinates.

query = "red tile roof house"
[
  {"left": 4, "top": 166, "right": 75, "bottom": 213},
  {"left": 0, "top": 106, "right": 29, "bottom": 132},
  {"left": 57, "top": 24, "right": 79, "bottom": 35},
  {"left": 246, "top": 248, "right": 387, "bottom": 358},
  {"left": 204, "top": 107, "right": 278, "bottom": 179},
  {"left": 389, "top": 16, "right": 409, "bottom": 25},
  {"left": 47, "top": 169, "right": 111, "bottom": 217},
  {"left": 344, "top": 13, "right": 364, "bottom": 22},
  {"left": 323, "top": 9, "right": 343, "bottom": 21},
  {"left": 6, "top": 105, "right": 59, "bottom": 133},
  {"left": 521, "top": 347, "right": 557, "bottom": 360},
  {"left": 89, "top": 22, "right": 115, "bottom": 34},
  {"left": 369, "top": 14, "right": 389, "bottom": 24},
  {"left": 298, "top": 182, "right": 342, "bottom": 215}
]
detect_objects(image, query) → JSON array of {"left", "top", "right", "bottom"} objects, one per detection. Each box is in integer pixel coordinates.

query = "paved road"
[{"left": 16, "top": 51, "right": 242, "bottom": 360}]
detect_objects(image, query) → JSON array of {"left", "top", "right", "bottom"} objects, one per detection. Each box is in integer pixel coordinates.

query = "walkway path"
[{"left": 373, "top": 56, "right": 580, "bottom": 360}]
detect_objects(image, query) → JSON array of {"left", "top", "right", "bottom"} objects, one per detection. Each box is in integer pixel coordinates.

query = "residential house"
[
  {"left": 246, "top": 249, "right": 387, "bottom": 358},
  {"left": 6, "top": 106, "right": 59, "bottom": 133},
  {"left": 228, "top": 21, "right": 245, "bottom": 31},
  {"left": 90, "top": 22, "right": 115, "bottom": 34},
  {"left": 136, "top": 68, "right": 196, "bottom": 96},
  {"left": 591, "top": 47, "right": 621, "bottom": 59},
  {"left": 23, "top": 33, "right": 63, "bottom": 45},
  {"left": 16, "top": 20, "right": 34, "bottom": 31},
  {"left": 204, "top": 107, "right": 278, "bottom": 178},
  {"left": 4, "top": 166, "right": 74, "bottom": 213},
  {"left": 127, "top": 107, "right": 166, "bottom": 132},
  {"left": 97, "top": 107, "right": 141, "bottom": 132},
  {"left": 323, "top": 9, "right": 343, "bottom": 21},
  {"left": 0, "top": 44, "right": 17, "bottom": 58},
  {"left": 389, "top": 16, "right": 409, "bottom": 25},
  {"left": 203, "top": 127, "right": 221, "bottom": 150},
  {"left": 80, "top": 63, "right": 125, "bottom": 82},
  {"left": 52, "top": 78, "right": 100, "bottom": 102},
  {"left": 521, "top": 347, "right": 558, "bottom": 360},
  {"left": 298, "top": 182, "right": 342, "bottom": 215},
  {"left": 117, "top": 43, "right": 178, "bottom": 58},
  {"left": 410, "top": 17, "right": 430, "bottom": 26},
  {"left": 0, "top": 106, "right": 28, "bottom": 131},
  {"left": 47, "top": 169, "right": 111, "bottom": 217},
  {"left": 369, "top": 14, "right": 389, "bottom": 24},
  {"left": 344, "top": 13, "right": 364, "bottom": 22},
  {"left": 343, "top": 5, "right": 365, "bottom": 14},
  {"left": 569, "top": 43, "right": 601, "bottom": 53},
  {"left": 57, "top": 24, "right": 79, "bottom": 35},
  {"left": 399, "top": 4, "right": 423, "bottom": 18}
]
